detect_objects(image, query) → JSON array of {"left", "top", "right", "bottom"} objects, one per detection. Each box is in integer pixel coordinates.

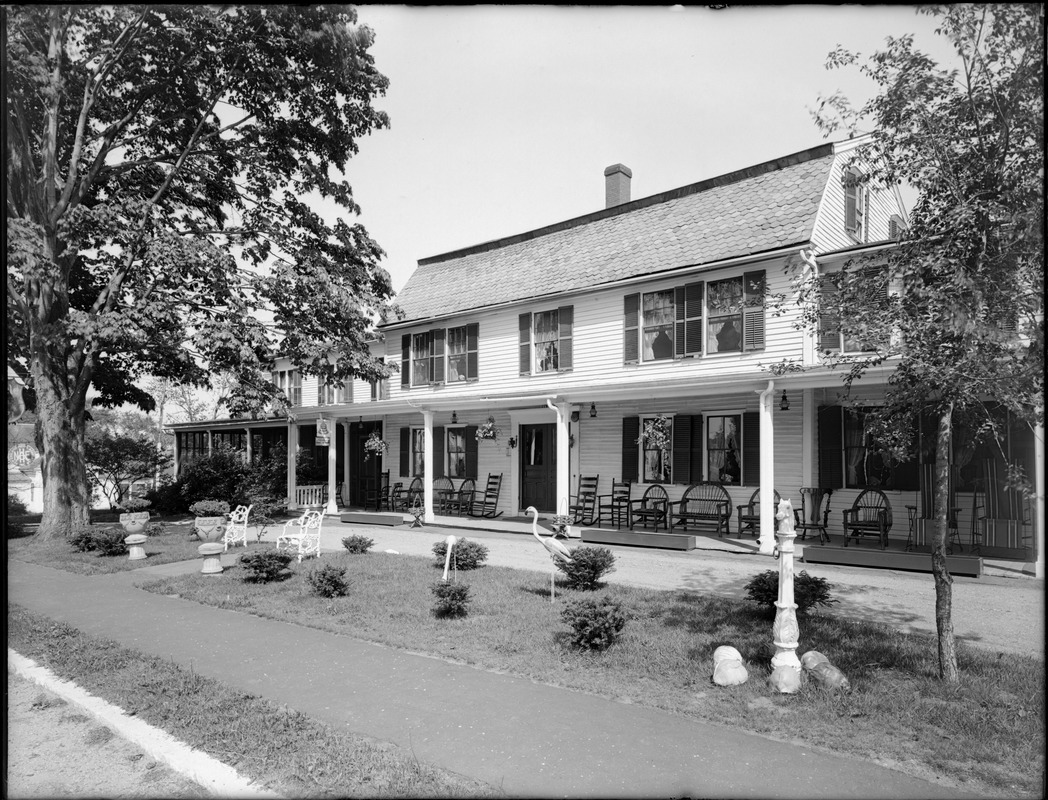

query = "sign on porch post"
[{"left": 316, "top": 418, "right": 330, "bottom": 446}]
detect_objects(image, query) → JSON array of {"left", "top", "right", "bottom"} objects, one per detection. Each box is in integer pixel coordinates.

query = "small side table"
[
  {"left": 198, "top": 542, "right": 224, "bottom": 574},
  {"left": 124, "top": 534, "right": 148, "bottom": 561}
]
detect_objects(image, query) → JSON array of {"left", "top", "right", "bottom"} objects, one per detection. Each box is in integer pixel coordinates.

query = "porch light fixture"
[
  {"left": 570, "top": 410, "right": 580, "bottom": 423},
  {"left": 451, "top": 410, "right": 458, "bottom": 424},
  {"left": 589, "top": 402, "right": 597, "bottom": 418},
  {"left": 508, "top": 436, "right": 517, "bottom": 449},
  {"left": 779, "top": 391, "right": 790, "bottom": 412}
]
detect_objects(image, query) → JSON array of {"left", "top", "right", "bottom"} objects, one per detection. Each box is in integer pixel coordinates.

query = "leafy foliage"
[
  {"left": 70, "top": 526, "right": 129, "bottom": 557},
  {"left": 431, "top": 582, "right": 471, "bottom": 618},
  {"left": 189, "top": 500, "right": 230, "bottom": 517},
  {"left": 560, "top": 597, "right": 628, "bottom": 651},
  {"left": 431, "top": 538, "right": 489, "bottom": 570},
  {"left": 341, "top": 535, "right": 374, "bottom": 554},
  {"left": 85, "top": 428, "right": 171, "bottom": 507},
  {"left": 307, "top": 564, "right": 349, "bottom": 598},
  {"left": 556, "top": 546, "right": 616, "bottom": 590},
  {"left": 119, "top": 497, "right": 152, "bottom": 513},
  {"left": 238, "top": 550, "right": 293, "bottom": 583},
  {"left": 744, "top": 570, "right": 839, "bottom": 616},
  {"left": 179, "top": 447, "right": 249, "bottom": 510}
]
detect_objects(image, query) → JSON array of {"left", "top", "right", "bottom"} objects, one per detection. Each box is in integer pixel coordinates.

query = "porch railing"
[{"left": 295, "top": 484, "right": 327, "bottom": 508}]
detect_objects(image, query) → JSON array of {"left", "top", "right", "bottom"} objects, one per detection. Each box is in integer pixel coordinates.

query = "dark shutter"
[
  {"left": 741, "top": 411, "right": 761, "bottom": 487},
  {"left": 689, "top": 415, "right": 704, "bottom": 482},
  {"left": 817, "top": 406, "right": 844, "bottom": 488},
  {"left": 466, "top": 323, "right": 479, "bottom": 380},
  {"left": 401, "top": 334, "right": 411, "bottom": 388},
  {"left": 519, "top": 313, "right": 531, "bottom": 376},
  {"left": 672, "top": 415, "right": 692, "bottom": 484},
  {"left": 818, "top": 275, "right": 841, "bottom": 352},
  {"left": 844, "top": 169, "right": 860, "bottom": 238},
  {"left": 433, "top": 426, "right": 445, "bottom": 478},
  {"left": 743, "top": 270, "right": 766, "bottom": 351},
  {"left": 624, "top": 294, "right": 640, "bottom": 364},
  {"left": 399, "top": 427, "right": 410, "bottom": 477},
  {"left": 465, "top": 426, "right": 478, "bottom": 478},
  {"left": 622, "top": 416, "right": 640, "bottom": 483},
  {"left": 674, "top": 286, "right": 686, "bottom": 359},
  {"left": 685, "top": 282, "right": 704, "bottom": 356},
  {"left": 558, "top": 305, "right": 573, "bottom": 372},
  {"left": 431, "top": 328, "right": 445, "bottom": 384}
]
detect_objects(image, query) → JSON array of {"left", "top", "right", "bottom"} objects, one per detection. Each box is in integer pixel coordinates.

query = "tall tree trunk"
[{"left": 930, "top": 402, "right": 960, "bottom": 681}]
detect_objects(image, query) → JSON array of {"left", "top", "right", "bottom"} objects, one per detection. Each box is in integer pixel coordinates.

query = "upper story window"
[
  {"left": 844, "top": 167, "right": 868, "bottom": 243},
  {"left": 318, "top": 379, "right": 351, "bottom": 406},
  {"left": 273, "top": 369, "right": 301, "bottom": 407},
  {"left": 370, "top": 358, "right": 390, "bottom": 401},
  {"left": 401, "top": 325, "right": 479, "bottom": 389},
  {"left": 624, "top": 272, "right": 762, "bottom": 364},
  {"left": 818, "top": 271, "right": 888, "bottom": 354},
  {"left": 519, "top": 306, "right": 573, "bottom": 375}
]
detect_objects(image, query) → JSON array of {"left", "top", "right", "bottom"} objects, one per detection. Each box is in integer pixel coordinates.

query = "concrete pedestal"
[
  {"left": 124, "top": 534, "right": 148, "bottom": 561},
  {"left": 198, "top": 542, "right": 224, "bottom": 574}
]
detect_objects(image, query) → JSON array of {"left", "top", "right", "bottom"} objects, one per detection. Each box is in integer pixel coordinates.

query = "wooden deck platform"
[
  {"left": 580, "top": 527, "right": 697, "bottom": 551},
  {"left": 339, "top": 511, "right": 404, "bottom": 527},
  {"left": 802, "top": 544, "right": 983, "bottom": 577}
]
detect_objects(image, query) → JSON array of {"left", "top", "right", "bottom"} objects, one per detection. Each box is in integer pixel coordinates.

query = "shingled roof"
[{"left": 391, "top": 143, "right": 835, "bottom": 325}]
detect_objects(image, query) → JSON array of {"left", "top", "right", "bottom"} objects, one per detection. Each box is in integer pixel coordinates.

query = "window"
[
  {"left": 844, "top": 167, "right": 867, "bottom": 243},
  {"left": 818, "top": 406, "right": 916, "bottom": 491},
  {"left": 446, "top": 325, "right": 478, "bottom": 382},
  {"left": 519, "top": 307, "right": 573, "bottom": 375},
  {"left": 318, "top": 379, "right": 351, "bottom": 406},
  {"left": 642, "top": 291, "right": 675, "bottom": 361},
  {"left": 707, "top": 272, "right": 765, "bottom": 354},
  {"left": 411, "top": 332, "right": 435, "bottom": 386},
  {"left": 641, "top": 416, "right": 673, "bottom": 483},
  {"left": 401, "top": 325, "right": 478, "bottom": 389},
  {"left": 370, "top": 359, "right": 389, "bottom": 401},
  {"left": 706, "top": 414, "right": 741, "bottom": 485},
  {"left": 446, "top": 428, "right": 467, "bottom": 478},
  {"left": 818, "top": 271, "right": 889, "bottom": 353},
  {"left": 273, "top": 369, "right": 301, "bottom": 406},
  {"left": 411, "top": 428, "right": 425, "bottom": 476}
]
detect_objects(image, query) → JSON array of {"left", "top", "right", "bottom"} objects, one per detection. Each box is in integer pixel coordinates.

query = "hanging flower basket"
[
  {"left": 637, "top": 415, "right": 672, "bottom": 454},
  {"left": 363, "top": 431, "right": 389, "bottom": 460},
  {"left": 475, "top": 416, "right": 501, "bottom": 442}
]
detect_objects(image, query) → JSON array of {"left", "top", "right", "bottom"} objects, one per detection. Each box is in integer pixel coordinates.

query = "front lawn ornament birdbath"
[
  {"left": 124, "top": 533, "right": 148, "bottom": 561},
  {"left": 527, "top": 505, "right": 572, "bottom": 602},
  {"left": 198, "top": 542, "right": 224, "bottom": 574},
  {"left": 769, "top": 497, "right": 801, "bottom": 693},
  {"left": 441, "top": 535, "right": 457, "bottom": 582}
]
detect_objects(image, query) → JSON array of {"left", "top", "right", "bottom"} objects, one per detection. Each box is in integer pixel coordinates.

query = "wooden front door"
[
  {"left": 349, "top": 421, "right": 384, "bottom": 507},
  {"left": 520, "top": 423, "right": 556, "bottom": 512}
]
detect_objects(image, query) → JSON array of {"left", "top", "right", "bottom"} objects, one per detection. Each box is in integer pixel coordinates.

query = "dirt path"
[{"left": 6, "top": 670, "right": 208, "bottom": 799}]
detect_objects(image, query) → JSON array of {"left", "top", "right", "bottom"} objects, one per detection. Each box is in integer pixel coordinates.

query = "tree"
[
  {"left": 6, "top": 6, "right": 395, "bottom": 539},
  {"left": 85, "top": 427, "right": 173, "bottom": 507},
  {"left": 801, "top": 5, "right": 1043, "bottom": 680}
]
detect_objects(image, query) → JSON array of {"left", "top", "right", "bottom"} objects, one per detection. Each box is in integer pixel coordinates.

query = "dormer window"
[{"left": 844, "top": 167, "right": 867, "bottom": 243}]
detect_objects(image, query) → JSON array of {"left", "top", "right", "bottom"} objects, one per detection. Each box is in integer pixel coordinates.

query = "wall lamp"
[
  {"left": 451, "top": 410, "right": 458, "bottom": 424},
  {"left": 779, "top": 391, "right": 790, "bottom": 412},
  {"left": 589, "top": 402, "right": 597, "bottom": 418}
]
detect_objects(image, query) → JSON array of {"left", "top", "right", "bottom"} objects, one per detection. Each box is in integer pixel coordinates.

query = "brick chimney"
[{"left": 604, "top": 163, "right": 632, "bottom": 208}]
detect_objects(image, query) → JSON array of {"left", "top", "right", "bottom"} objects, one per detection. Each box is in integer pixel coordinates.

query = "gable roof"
[{"left": 391, "top": 142, "right": 836, "bottom": 326}]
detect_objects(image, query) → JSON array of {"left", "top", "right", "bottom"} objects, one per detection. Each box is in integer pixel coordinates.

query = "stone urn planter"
[
  {"left": 119, "top": 512, "right": 150, "bottom": 536},
  {"left": 189, "top": 500, "right": 231, "bottom": 543}
]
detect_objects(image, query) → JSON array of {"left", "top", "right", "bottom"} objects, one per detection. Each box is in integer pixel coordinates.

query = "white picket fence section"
[{"left": 295, "top": 485, "right": 326, "bottom": 508}]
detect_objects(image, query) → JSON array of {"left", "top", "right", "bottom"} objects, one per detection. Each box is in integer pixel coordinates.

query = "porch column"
[
  {"left": 206, "top": 429, "right": 213, "bottom": 457},
  {"left": 343, "top": 421, "right": 352, "bottom": 509},
  {"left": 325, "top": 420, "right": 339, "bottom": 515},
  {"left": 1034, "top": 420, "right": 1045, "bottom": 579},
  {"left": 801, "top": 389, "right": 816, "bottom": 487},
  {"left": 245, "top": 427, "right": 253, "bottom": 465},
  {"left": 548, "top": 400, "right": 572, "bottom": 517},
  {"left": 172, "top": 432, "right": 181, "bottom": 481},
  {"left": 423, "top": 410, "right": 435, "bottom": 522},
  {"left": 758, "top": 381, "right": 776, "bottom": 555},
  {"left": 287, "top": 420, "right": 298, "bottom": 510}
]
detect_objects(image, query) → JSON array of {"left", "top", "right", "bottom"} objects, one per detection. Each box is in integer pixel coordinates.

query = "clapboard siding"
[{"left": 813, "top": 150, "right": 902, "bottom": 252}]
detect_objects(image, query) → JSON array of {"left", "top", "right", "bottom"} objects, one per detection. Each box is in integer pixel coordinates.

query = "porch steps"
[
  {"left": 802, "top": 545, "right": 983, "bottom": 577},
  {"left": 581, "top": 528, "right": 696, "bottom": 551},
  {"left": 340, "top": 512, "right": 405, "bottom": 527}
]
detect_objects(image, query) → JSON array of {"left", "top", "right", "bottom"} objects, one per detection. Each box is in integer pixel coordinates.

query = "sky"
[{"left": 341, "top": 5, "right": 963, "bottom": 295}]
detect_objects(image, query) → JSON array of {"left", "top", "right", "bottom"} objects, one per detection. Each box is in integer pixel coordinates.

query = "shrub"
[
  {"left": 118, "top": 497, "right": 152, "bottom": 513},
  {"left": 189, "top": 499, "right": 230, "bottom": 517},
  {"left": 561, "top": 597, "right": 628, "bottom": 651},
  {"left": 93, "top": 526, "right": 129, "bottom": 557},
  {"left": 239, "top": 550, "right": 293, "bottom": 583},
  {"left": 177, "top": 445, "right": 248, "bottom": 509},
  {"left": 144, "top": 521, "right": 167, "bottom": 537},
  {"left": 431, "top": 538, "right": 489, "bottom": 570},
  {"left": 144, "top": 481, "right": 186, "bottom": 515},
  {"left": 69, "top": 528, "right": 99, "bottom": 552},
  {"left": 7, "top": 518, "right": 29, "bottom": 539},
  {"left": 307, "top": 564, "right": 349, "bottom": 598},
  {"left": 7, "top": 494, "right": 29, "bottom": 515},
  {"left": 744, "top": 569, "right": 838, "bottom": 616},
  {"left": 431, "top": 581, "right": 471, "bottom": 618},
  {"left": 342, "top": 535, "right": 374, "bottom": 554},
  {"left": 246, "top": 493, "right": 285, "bottom": 543},
  {"left": 556, "top": 546, "right": 616, "bottom": 590}
]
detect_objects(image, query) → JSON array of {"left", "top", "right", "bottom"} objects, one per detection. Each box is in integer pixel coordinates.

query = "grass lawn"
[{"left": 138, "top": 548, "right": 1044, "bottom": 799}]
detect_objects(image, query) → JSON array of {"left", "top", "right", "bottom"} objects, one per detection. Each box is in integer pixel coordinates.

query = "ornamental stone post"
[{"left": 769, "top": 498, "right": 801, "bottom": 693}]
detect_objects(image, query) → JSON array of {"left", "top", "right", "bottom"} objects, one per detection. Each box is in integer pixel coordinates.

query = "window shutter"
[
  {"left": 743, "top": 271, "right": 765, "bottom": 351},
  {"left": 399, "top": 427, "right": 410, "bottom": 477},
  {"left": 818, "top": 276, "right": 841, "bottom": 352},
  {"left": 465, "top": 426, "right": 478, "bottom": 478},
  {"left": 817, "top": 406, "right": 844, "bottom": 488},
  {"left": 433, "top": 426, "right": 445, "bottom": 478},
  {"left": 844, "top": 170, "right": 860, "bottom": 238},
  {"left": 741, "top": 411, "right": 761, "bottom": 486},
  {"left": 623, "top": 294, "right": 639, "bottom": 364},
  {"left": 674, "top": 287, "right": 686, "bottom": 359},
  {"left": 622, "top": 416, "right": 640, "bottom": 483},
  {"left": 430, "top": 329, "right": 445, "bottom": 384},
  {"left": 685, "top": 282, "right": 703, "bottom": 356},
  {"left": 557, "top": 305, "right": 573, "bottom": 372},
  {"left": 518, "top": 313, "right": 531, "bottom": 376},
  {"left": 401, "top": 335, "right": 411, "bottom": 388},
  {"left": 674, "top": 415, "right": 691, "bottom": 484},
  {"left": 466, "top": 323, "right": 479, "bottom": 380}
]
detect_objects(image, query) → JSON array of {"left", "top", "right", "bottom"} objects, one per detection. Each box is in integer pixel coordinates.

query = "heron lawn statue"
[
  {"left": 441, "top": 535, "right": 457, "bottom": 582},
  {"left": 527, "top": 506, "right": 572, "bottom": 602}
]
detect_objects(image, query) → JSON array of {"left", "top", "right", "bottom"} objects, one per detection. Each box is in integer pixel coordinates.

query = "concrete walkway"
[{"left": 9, "top": 519, "right": 1042, "bottom": 798}]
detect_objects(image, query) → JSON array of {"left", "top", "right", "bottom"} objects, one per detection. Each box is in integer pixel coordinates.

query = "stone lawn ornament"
[
  {"left": 527, "top": 505, "right": 572, "bottom": 602},
  {"left": 198, "top": 542, "right": 224, "bottom": 574},
  {"left": 712, "top": 645, "right": 749, "bottom": 686},
  {"left": 124, "top": 533, "right": 148, "bottom": 561},
  {"left": 801, "top": 650, "right": 851, "bottom": 692},
  {"left": 769, "top": 497, "right": 802, "bottom": 694},
  {"left": 441, "top": 535, "right": 457, "bottom": 582},
  {"left": 119, "top": 511, "right": 150, "bottom": 536}
]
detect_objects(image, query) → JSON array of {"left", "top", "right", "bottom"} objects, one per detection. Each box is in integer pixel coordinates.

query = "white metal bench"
[
  {"left": 276, "top": 509, "right": 323, "bottom": 562},
  {"left": 223, "top": 504, "right": 252, "bottom": 551}
]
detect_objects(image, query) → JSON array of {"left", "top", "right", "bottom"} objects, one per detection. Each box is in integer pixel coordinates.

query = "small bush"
[
  {"left": 308, "top": 564, "right": 349, "bottom": 598},
  {"left": 431, "top": 538, "right": 489, "bottom": 570},
  {"left": 239, "top": 549, "right": 293, "bottom": 583},
  {"left": 744, "top": 569, "right": 838, "bottom": 616},
  {"left": 144, "top": 481, "right": 185, "bottom": 515},
  {"left": 118, "top": 497, "right": 152, "bottom": 513},
  {"left": 556, "top": 546, "right": 616, "bottom": 590},
  {"left": 7, "top": 518, "right": 29, "bottom": 539},
  {"left": 7, "top": 494, "right": 29, "bottom": 515},
  {"left": 189, "top": 499, "right": 230, "bottom": 517},
  {"left": 431, "top": 581, "right": 471, "bottom": 618},
  {"left": 69, "top": 528, "right": 98, "bottom": 552},
  {"left": 93, "top": 527, "right": 129, "bottom": 557},
  {"left": 342, "top": 535, "right": 374, "bottom": 554},
  {"left": 561, "top": 597, "right": 628, "bottom": 651},
  {"left": 144, "top": 521, "right": 167, "bottom": 537}
]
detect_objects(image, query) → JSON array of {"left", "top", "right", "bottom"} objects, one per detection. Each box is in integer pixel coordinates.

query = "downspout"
[{"left": 758, "top": 381, "right": 776, "bottom": 555}]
